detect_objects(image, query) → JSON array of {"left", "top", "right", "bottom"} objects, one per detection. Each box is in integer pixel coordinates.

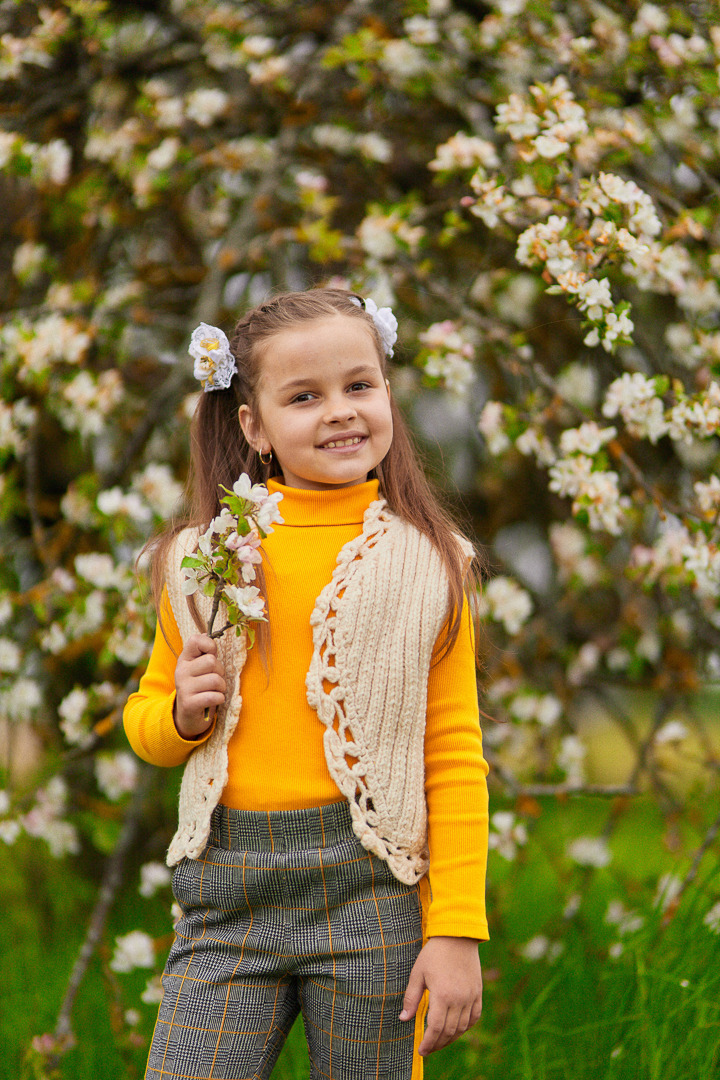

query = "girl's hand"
[
  {"left": 399, "top": 936, "right": 483, "bottom": 1057},
  {"left": 174, "top": 634, "right": 226, "bottom": 739}
]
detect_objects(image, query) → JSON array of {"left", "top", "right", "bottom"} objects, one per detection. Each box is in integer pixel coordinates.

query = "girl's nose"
[{"left": 323, "top": 396, "right": 357, "bottom": 423}]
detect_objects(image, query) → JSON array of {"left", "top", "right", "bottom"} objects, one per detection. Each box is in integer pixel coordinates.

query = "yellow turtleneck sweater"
[{"left": 124, "top": 479, "right": 489, "bottom": 940}]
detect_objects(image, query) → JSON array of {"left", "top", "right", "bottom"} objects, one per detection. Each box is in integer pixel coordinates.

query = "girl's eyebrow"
[{"left": 278, "top": 364, "right": 379, "bottom": 393}]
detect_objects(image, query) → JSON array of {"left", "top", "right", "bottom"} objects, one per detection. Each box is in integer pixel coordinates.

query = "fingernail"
[{"left": 399, "top": 1010, "right": 408, "bottom": 1021}]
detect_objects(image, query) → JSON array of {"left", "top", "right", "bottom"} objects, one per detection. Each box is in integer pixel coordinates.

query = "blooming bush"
[{"left": 2, "top": 0, "right": 720, "bottom": 1068}]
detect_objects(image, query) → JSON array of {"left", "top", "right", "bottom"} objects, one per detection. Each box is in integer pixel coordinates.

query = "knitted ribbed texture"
[
  {"left": 305, "top": 500, "right": 465, "bottom": 885},
  {"left": 165, "top": 528, "right": 247, "bottom": 867},
  {"left": 164, "top": 507, "right": 471, "bottom": 883}
]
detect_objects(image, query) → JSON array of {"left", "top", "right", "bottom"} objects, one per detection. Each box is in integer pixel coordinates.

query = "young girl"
[{"left": 124, "top": 288, "right": 489, "bottom": 1080}]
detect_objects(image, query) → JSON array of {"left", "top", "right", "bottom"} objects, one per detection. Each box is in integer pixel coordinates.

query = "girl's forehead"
[{"left": 258, "top": 315, "right": 382, "bottom": 371}]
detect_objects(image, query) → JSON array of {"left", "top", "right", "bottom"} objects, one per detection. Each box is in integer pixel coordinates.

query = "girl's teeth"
[{"left": 324, "top": 437, "right": 362, "bottom": 448}]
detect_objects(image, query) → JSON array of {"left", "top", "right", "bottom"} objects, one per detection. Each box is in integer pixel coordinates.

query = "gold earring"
[{"left": 259, "top": 448, "right": 272, "bottom": 465}]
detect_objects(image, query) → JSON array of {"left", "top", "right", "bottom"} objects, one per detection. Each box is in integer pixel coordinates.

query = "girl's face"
[{"left": 239, "top": 314, "right": 393, "bottom": 491}]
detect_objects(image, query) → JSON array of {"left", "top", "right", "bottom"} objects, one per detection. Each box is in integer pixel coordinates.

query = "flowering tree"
[{"left": 2, "top": 0, "right": 720, "bottom": 1067}]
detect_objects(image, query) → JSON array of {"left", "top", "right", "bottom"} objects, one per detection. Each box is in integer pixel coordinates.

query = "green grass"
[{"left": 4, "top": 797, "right": 720, "bottom": 1080}]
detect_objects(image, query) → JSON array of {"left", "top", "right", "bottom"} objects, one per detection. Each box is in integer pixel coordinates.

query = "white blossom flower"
[
  {"left": 110, "top": 625, "right": 150, "bottom": 667},
  {"left": 632, "top": 3, "right": 669, "bottom": 36},
  {"left": 558, "top": 735, "right": 586, "bottom": 785},
  {"left": 682, "top": 536, "right": 720, "bottom": 598},
  {"left": 488, "top": 810, "right": 528, "bottom": 860},
  {"left": 154, "top": 95, "right": 185, "bottom": 128},
  {"left": 42, "top": 819, "right": 80, "bottom": 858},
  {"left": 58, "top": 687, "right": 93, "bottom": 748},
  {"left": 496, "top": 94, "right": 541, "bottom": 140},
  {"left": 255, "top": 494, "right": 284, "bottom": 534},
  {"left": 469, "top": 179, "right": 517, "bottom": 228},
  {"left": 536, "top": 694, "right": 563, "bottom": 727},
  {"left": 96, "top": 752, "right": 139, "bottom": 801},
  {"left": 678, "top": 279, "right": 720, "bottom": 315},
  {"left": 139, "top": 861, "right": 172, "bottom": 898},
  {"left": 516, "top": 217, "right": 573, "bottom": 275},
  {"left": 576, "top": 278, "right": 614, "bottom": 319},
  {"left": 548, "top": 455, "right": 595, "bottom": 499},
  {"left": 97, "top": 487, "right": 152, "bottom": 523},
  {"left": 567, "top": 641, "right": 601, "bottom": 685},
  {"left": 357, "top": 214, "right": 396, "bottom": 261},
  {"left": 0, "top": 638, "right": 21, "bottom": 673},
  {"left": 567, "top": 835, "right": 612, "bottom": 867},
  {"left": 521, "top": 934, "right": 550, "bottom": 960},
  {"left": 3, "top": 678, "right": 42, "bottom": 721},
  {"left": 110, "top": 930, "right": 156, "bottom": 973},
  {"left": 247, "top": 55, "right": 291, "bottom": 85},
  {"left": 312, "top": 124, "right": 356, "bottom": 154},
  {"left": 185, "top": 88, "right": 228, "bottom": 126},
  {"left": 12, "top": 241, "right": 47, "bottom": 284},
  {"left": 636, "top": 632, "right": 661, "bottom": 663},
  {"left": 60, "top": 487, "right": 93, "bottom": 525},
  {"left": 480, "top": 576, "right": 533, "bottom": 634},
  {"left": 654, "top": 720, "right": 689, "bottom": 745},
  {"left": 563, "top": 894, "right": 581, "bottom": 919},
  {"left": 241, "top": 35, "right": 276, "bottom": 58},
  {"left": 380, "top": 40, "right": 427, "bottom": 80},
  {"left": 404, "top": 15, "right": 440, "bottom": 45},
  {"left": 58, "top": 370, "right": 124, "bottom": 437},
  {"left": 356, "top": 133, "right": 393, "bottom": 163},
  {"left": 131, "top": 464, "right": 184, "bottom": 518},
  {"left": 605, "top": 900, "right": 644, "bottom": 935},
  {"left": 141, "top": 975, "right": 164, "bottom": 1004},
  {"left": 703, "top": 901, "right": 720, "bottom": 933},
  {"left": 478, "top": 401, "right": 511, "bottom": 455},
  {"left": 550, "top": 522, "right": 601, "bottom": 586},
  {"left": 223, "top": 584, "right": 265, "bottom": 621},
  {"left": 74, "top": 553, "right": 125, "bottom": 591},
  {"left": 601, "top": 373, "right": 668, "bottom": 442},
  {"left": 424, "top": 353, "right": 474, "bottom": 395},
  {"left": 146, "top": 137, "right": 180, "bottom": 171},
  {"left": 559, "top": 423, "right": 616, "bottom": 457},
  {"left": 695, "top": 476, "right": 720, "bottom": 517},
  {"left": 429, "top": 133, "right": 499, "bottom": 172},
  {"left": 0, "top": 820, "right": 21, "bottom": 845},
  {"left": 32, "top": 139, "right": 72, "bottom": 185},
  {"left": 515, "top": 428, "right": 556, "bottom": 467}
]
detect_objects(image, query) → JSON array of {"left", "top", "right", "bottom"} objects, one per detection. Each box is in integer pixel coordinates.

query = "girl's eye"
[
  {"left": 349, "top": 381, "right": 371, "bottom": 392},
  {"left": 291, "top": 392, "right": 315, "bottom": 404}
]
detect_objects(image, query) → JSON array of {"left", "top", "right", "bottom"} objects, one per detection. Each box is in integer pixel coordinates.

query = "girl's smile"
[{"left": 239, "top": 314, "right": 394, "bottom": 491}]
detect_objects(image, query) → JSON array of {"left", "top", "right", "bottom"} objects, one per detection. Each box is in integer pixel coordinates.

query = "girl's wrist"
[{"left": 173, "top": 699, "right": 213, "bottom": 741}]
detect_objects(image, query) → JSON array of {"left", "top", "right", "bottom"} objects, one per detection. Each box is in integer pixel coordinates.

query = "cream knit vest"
[{"left": 165, "top": 499, "right": 471, "bottom": 885}]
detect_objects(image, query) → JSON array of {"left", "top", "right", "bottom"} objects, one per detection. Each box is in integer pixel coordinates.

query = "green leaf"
[{"left": 180, "top": 556, "right": 205, "bottom": 569}]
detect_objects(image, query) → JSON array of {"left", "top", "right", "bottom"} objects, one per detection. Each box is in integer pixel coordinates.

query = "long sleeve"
[
  {"left": 423, "top": 601, "right": 490, "bottom": 941},
  {"left": 123, "top": 590, "right": 214, "bottom": 767}
]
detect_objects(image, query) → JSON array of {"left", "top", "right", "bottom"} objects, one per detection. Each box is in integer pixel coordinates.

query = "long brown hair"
[{"left": 147, "top": 288, "right": 482, "bottom": 657}]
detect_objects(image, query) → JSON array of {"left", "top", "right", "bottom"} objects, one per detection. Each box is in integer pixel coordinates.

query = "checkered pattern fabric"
[{"left": 146, "top": 801, "right": 424, "bottom": 1079}]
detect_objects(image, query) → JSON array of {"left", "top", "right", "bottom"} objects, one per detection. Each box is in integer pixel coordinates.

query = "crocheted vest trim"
[{"left": 165, "top": 500, "right": 467, "bottom": 884}]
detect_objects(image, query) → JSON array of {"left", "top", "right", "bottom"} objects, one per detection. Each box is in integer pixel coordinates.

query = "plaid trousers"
[{"left": 146, "top": 801, "right": 426, "bottom": 1080}]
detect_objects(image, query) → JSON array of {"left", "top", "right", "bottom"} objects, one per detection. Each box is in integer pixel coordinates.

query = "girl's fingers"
[
  {"left": 418, "top": 1001, "right": 449, "bottom": 1056},
  {"left": 189, "top": 655, "right": 225, "bottom": 677},
  {"left": 181, "top": 633, "right": 217, "bottom": 659},
  {"left": 185, "top": 677, "right": 226, "bottom": 699}
]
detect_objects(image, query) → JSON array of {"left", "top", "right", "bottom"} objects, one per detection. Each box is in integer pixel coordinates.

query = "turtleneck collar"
[{"left": 267, "top": 477, "right": 380, "bottom": 527}]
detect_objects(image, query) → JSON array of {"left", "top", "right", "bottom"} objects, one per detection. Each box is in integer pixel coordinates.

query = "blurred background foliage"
[{"left": 1, "top": 0, "right": 720, "bottom": 1075}]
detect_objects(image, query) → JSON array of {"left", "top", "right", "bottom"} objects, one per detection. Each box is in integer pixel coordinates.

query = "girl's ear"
[{"left": 238, "top": 404, "right": 267, "bottom": 452}]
